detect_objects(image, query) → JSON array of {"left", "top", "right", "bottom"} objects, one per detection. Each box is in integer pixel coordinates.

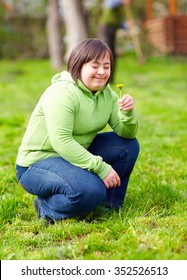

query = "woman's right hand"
[{"left": 102, "top": 168, "right": 121, "bottom": 189}]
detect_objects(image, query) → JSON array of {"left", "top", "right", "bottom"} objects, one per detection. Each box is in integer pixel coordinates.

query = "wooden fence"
[{"left": 145, "top": 15, "right": 187, "bottom": 55}]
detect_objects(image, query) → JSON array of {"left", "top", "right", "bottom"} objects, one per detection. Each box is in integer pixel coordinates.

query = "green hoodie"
[{"left": 16, "top": 71, "right": 138, "bottom": 179}]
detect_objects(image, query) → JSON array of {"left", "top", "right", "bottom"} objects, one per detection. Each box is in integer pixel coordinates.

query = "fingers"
[
  {"left": 106, "top": 176, "right": 120, "bottom": 189},
  {"left": 119, "top": 94, "right": 134, "bottom": 111},
  {"left": 102, "top": 168, "right": 121, "bottom": 189}
]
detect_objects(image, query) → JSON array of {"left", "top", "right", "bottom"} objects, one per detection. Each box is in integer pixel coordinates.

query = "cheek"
[
  {"left": 80, "top": 67, "right": 93, "bottom": 81},
  {"left": 80, "top": 70, "right": 92, "bottom": 88},
  {"left": 80, "top": 69, "right": 86, "bottom": 82},
  {"left": 107, "top": 66, "right": 111, "bottom": 75}
]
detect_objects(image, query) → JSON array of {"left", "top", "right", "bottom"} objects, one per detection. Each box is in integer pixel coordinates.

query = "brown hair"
[{"left": 67, "top": 38, "right": 113, "bottom": 83}]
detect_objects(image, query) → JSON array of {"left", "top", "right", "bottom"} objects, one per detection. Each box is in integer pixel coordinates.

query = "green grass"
[{"left": 0, "top": 54, "right": 187, "bottom": 260}]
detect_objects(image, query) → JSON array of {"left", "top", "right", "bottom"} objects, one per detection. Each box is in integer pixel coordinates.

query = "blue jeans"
[{"left": 16, "top": 132, "right": 140, "bottom": 221}]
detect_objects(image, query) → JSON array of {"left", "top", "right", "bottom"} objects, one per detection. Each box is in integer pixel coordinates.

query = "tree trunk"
[
  {"left": 47, "top": 0, "right": 63, "bottom": 70},
  {"left": 61, "top": 0, "right": 88, "bottom": 61}
]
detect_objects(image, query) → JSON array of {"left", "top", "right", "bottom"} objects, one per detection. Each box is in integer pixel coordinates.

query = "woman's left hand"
[{"left": 118, "top": 94, "right": 134, "bottom": 111}]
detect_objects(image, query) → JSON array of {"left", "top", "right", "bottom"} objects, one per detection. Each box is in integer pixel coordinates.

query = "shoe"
[
  {"left": 104, "top": 206, "right": 120, "bottom": 214},
  {"left": 45, "top": 216, "right": 55, "bottom": 225},
  {"left": 34, "top": 197, "right": 55, "bottom": 225}
]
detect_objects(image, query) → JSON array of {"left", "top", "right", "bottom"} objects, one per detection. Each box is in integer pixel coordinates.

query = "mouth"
[{"left": 94, "top": 77, "right": 106, "bottom": 81}]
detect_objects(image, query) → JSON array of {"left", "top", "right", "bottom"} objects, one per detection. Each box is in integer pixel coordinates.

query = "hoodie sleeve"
[
  {"left": 42, "top": 86, "right": 111, "bottom": 179},
  {"left": 108, "top": 91, "right": 138, "bottom": 138}
]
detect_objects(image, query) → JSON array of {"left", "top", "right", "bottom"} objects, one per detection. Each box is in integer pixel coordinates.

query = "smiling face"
[{"left": 79, "top": 52, "right": 111, "bottom": 92}]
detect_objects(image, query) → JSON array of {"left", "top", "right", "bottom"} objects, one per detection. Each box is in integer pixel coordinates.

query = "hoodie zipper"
[{"left": 92, "top": 94, "right": 97, "bottom": 129}]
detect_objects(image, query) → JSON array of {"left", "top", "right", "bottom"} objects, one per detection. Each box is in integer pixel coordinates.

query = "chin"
[{"left": 96, "top": 82, "right": 106, "bottom": 89}]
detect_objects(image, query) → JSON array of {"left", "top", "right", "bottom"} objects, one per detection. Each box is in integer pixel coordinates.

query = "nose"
[{"left": 97, "top": 67, "right": 105, "bottom": 75}]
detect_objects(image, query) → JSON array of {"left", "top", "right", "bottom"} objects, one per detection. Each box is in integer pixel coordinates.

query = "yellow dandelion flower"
[
  {"left": 116, "top": 83, "right": 124, "bottom": 97},
  {"left": 116, "top": 83, "right": 124, "bottom": 89}
]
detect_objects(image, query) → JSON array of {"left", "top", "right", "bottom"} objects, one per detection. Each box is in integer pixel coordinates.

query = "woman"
[{"left": 16, "top": 38, "right": 139, "bottom": 224}]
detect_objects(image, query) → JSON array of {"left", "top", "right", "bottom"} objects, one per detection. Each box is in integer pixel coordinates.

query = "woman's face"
[{"left": 80, "top": 52, "right": 111, "bottom": 91}]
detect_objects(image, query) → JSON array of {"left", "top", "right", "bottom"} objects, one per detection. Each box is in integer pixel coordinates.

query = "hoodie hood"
[
  {"left": 51, "top": 70, "right": 106, "bottom": 97},
  {"left": 51, "top": 71, "right": 75, "bottom": 85}
]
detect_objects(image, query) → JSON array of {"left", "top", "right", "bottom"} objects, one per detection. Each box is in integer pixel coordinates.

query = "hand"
[
  {"left": 118, "top": 94, "right": 134, "bottom": 111},
  {"left": 102, "top": 168, "right": 121, "bottom": 189}
]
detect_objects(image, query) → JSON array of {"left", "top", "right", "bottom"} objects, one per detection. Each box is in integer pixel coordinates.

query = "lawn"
[{"left": 0, "top": 54, "right": 187, "bottom": 260}]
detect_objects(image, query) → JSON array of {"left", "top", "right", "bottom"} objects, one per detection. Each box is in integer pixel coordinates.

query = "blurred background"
[{"left": 0, "top": 0, "right": 187, "bottom": 71}]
